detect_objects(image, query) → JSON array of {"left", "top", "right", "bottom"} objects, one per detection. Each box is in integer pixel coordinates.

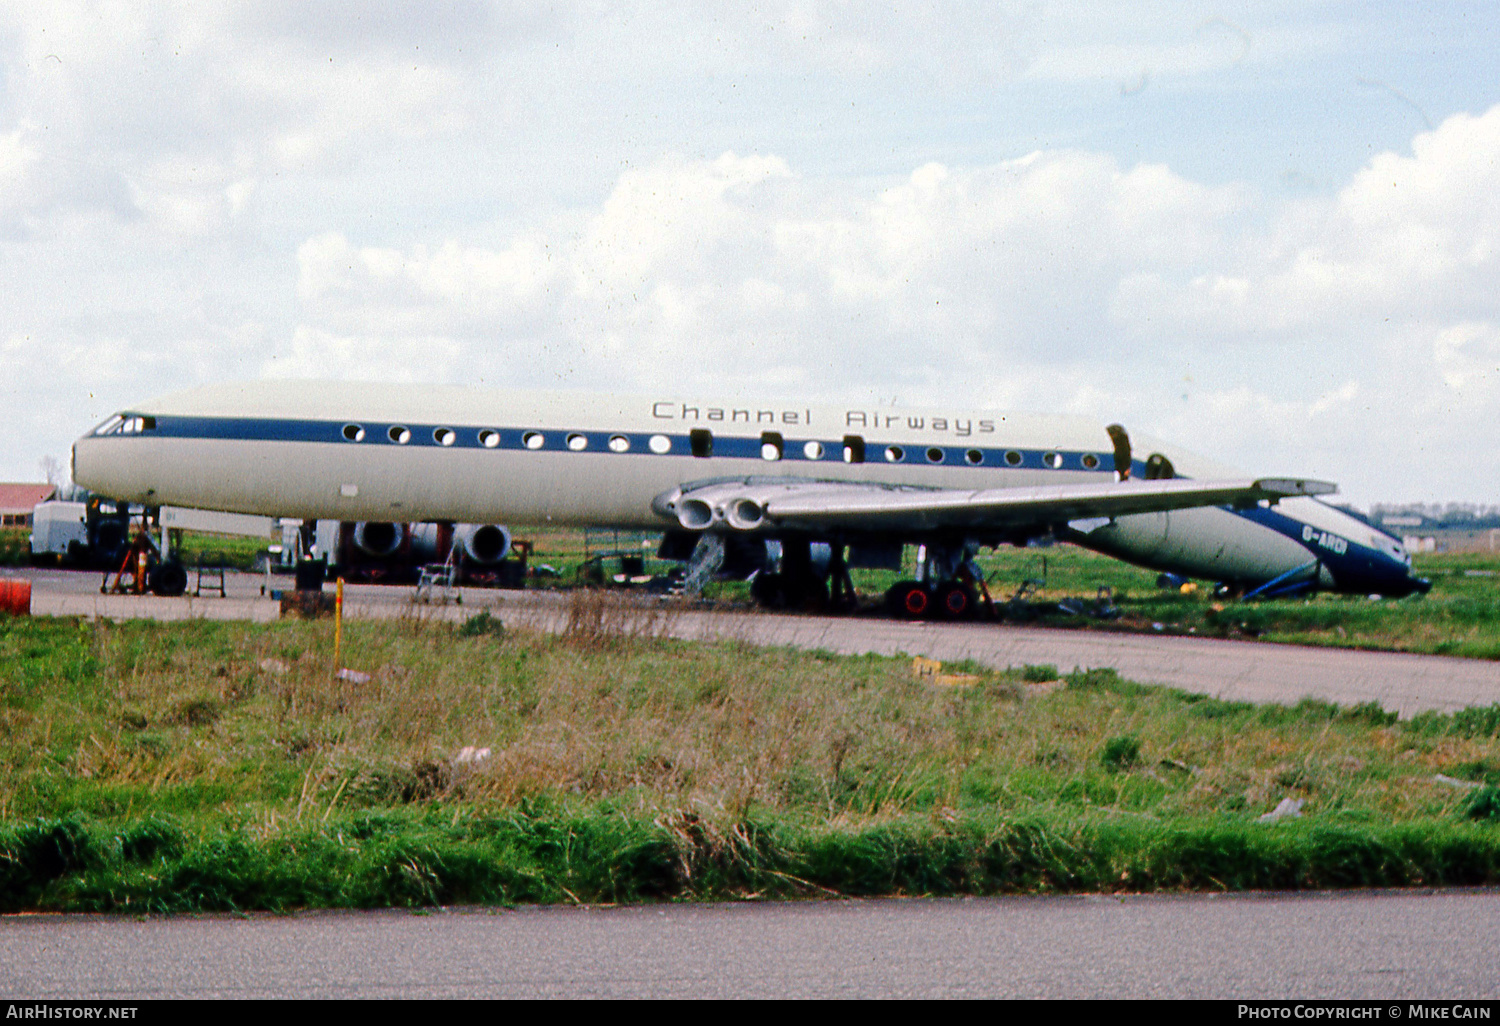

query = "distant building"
[
  {"left": 1371, "top": 503, "right": 1500, "bottom": 553},
  {"left": 0, "top": 483, "right": 57, "bottom": 528}
]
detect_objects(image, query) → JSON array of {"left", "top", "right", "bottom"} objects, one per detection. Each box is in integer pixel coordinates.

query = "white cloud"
[
  {"left": 263, "top": 325, "right": 466, "bottom": 383},
  {"left": 0, "top": 5, "right": 1497, "bottom": 507},
  {"left": 1433, "top": 321, "right": 1500, "bottom": 391},
  {"left": 262, "top": 109, "right": 1500, "bottom": 503}
]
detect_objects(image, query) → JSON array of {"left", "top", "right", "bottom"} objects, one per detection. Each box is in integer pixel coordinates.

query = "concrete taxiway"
[{"left": 9, "top": 568, "right": 1500, "bottom": 715}]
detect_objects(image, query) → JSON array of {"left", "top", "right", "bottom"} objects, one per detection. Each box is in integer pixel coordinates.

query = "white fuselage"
[{"left": 71, "top": 380, "right": 1427, "bottom": 596}]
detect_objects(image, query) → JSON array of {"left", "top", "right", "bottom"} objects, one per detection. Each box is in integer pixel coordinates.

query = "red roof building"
[{"left": 0, "top": 483, "right": 57, "bottom": 528}]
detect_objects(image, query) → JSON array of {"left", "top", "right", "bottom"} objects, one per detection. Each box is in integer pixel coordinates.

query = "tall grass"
[{"left": 4, "top": 613, "right": 1500, "bottom": 910}]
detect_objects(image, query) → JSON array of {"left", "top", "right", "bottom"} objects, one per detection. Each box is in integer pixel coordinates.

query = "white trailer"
[{"left": 29, "top": 501, "right": 89, "bottom": 561}]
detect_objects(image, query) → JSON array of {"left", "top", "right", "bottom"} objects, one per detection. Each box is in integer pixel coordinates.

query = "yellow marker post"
[{"left": 334, "top": 577, "right": 345, "bottom": 671}]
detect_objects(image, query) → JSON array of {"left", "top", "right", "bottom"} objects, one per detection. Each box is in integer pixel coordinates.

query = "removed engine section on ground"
[{"left": 312, "top": 520, "right": 525, "bottom": 587}]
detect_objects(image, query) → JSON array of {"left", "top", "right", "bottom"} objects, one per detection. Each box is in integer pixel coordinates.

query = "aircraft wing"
[{"left": 656, "top": 476, "right": 1336, "bottom": 535}]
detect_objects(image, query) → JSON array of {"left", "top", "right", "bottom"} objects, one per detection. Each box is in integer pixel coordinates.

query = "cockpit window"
[{"left": 93, "top": 414, "right": 155, "bottom": 436}]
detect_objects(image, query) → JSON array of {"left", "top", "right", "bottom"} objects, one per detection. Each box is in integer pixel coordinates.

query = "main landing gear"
[
  {"left": 884, "top": 543, "right": 991, "bottom": 621},
  {"left": 748, "top": 537, "right": 858, "bottom": 613}
]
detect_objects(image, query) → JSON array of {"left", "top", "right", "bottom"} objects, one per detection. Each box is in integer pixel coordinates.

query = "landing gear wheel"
[
  {"left": 150, "top": 561, "right": 188, "bottom": 597},
  {"left": 888, "top": 581, "right": 932, "bottom": 620},
  {"left": 937, "top": 582, "right": 977, "bottom": 620}
]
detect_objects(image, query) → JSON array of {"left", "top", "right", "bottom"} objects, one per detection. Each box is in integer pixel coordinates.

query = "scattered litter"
[
  {"left": 1434, "top": 774, "right": 1481, "bottom": 790},
  {"left": 1159, "top": 758, "right": 1198, "bottom": 774},
  {"left": 258, "top": 658, "right": 289, "bottom": 675},
  {"left": 911, "top": 656, "right": 977, "bottom": 687},
  {"left": 1464, "top": 570, "right": 1496, "bottom": 578},
  {"left": 335, "top": 668, "right": 371, "bottom": 684},
  {"left": 1257, "top": 797, "right": 1304, "bottom": 823},
  {"left": 454, "top": 746, "right": 492, "bottom": 765}
]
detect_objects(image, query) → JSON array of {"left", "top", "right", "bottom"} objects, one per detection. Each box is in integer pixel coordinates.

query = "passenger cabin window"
[
  {"left": 760, "top": 432, "right": 783, "bottom": 461},
  {"left": 690, "top": 429, "right": 714, "bottom": 458},
  {"left": 803, "top": 440, "right": 825, "bottom": 460},
  {"left": 926, "top": 447, "right": 945, "bottom": 463},
  {"left": 608, "top": 434, "right": 630, "bottom": 453},
  {"left": 434, "top": 428, "right": 457, "bottom": 447},
  {"left": 885, "top": 445, "right": 905, "bottom": 463},
  {"left": 388, "top": 425, "right": 412, "bottom": 444},
  {"left": 648, "top": 434, "right": 671, "bottom": 454},
  {"left": 343, "top": 424, "right": 365, "bottom": 442},
  {"left": 478, "top": 430, "right": 501, "bottom": 448},
  {"left": 843, "top": 435, "right": 866, "bottom": 464}
]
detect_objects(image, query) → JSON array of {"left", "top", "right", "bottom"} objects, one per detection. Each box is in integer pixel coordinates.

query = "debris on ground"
[
  {"left": 454, "top": 746, "right": 492, "bottom": 765},
  {"left": 1433, "top": 774, "right": 1482, "bottom": 790},
  {"left": 258, "top": 658, "right": 289, "bottom": 674},
  {"left": 1159, "top": 758, "right": 1200, "bottom": 775},
  {"left": 1257, "top": 797, "right": 1305, "bottom": 823},
  {"left": 911, "top": 656, "right": 978, "bottom": 687},
  {"left": 335, "top": 668, "right": 371, "bottom": 684}
]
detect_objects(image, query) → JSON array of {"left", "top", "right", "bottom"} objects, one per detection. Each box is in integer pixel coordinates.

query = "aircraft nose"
[{"left": 1379, "top": 561, "right": 1430, "bottom": 597}]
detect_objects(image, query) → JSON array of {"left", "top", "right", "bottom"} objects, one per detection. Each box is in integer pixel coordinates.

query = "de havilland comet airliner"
[{"left": 70, "top": 381, "right": 1429, "bottom": 615}]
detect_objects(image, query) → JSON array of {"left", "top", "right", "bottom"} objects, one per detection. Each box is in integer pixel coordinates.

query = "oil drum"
[{"left": 0, "top": 578, "right": 32, "bottom": 616}]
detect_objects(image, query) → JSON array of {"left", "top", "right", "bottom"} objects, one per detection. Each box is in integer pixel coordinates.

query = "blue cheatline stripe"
[{"left": 99, "top": 413, "right": 1120, "bottom": 474}]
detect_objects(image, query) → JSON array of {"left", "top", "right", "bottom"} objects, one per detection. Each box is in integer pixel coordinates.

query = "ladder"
[
  {"left": 414, "top": 549, "right": 460, "bottom": 604},
  {"left": 195, "top": 552, "right": 227, "bottom": 598}
]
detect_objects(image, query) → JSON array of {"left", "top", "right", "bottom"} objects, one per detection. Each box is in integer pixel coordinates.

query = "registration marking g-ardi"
[{"left": 1302, "top": 524, "right": 1349, "bottom": 555}]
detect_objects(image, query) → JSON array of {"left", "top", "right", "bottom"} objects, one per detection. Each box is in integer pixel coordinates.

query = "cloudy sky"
[{"left": 2, "top": 1, "right": 1497, "bottom": 506}]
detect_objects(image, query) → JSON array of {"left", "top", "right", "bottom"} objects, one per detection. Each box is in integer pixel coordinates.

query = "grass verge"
[
  {"left": 9, "top": 810, "right": 1500, "bottom": 913},
  {"left": 4, "top": 610, "right": 1500, "bottom": 910}
]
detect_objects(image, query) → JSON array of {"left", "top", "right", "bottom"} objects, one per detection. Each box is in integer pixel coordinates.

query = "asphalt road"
[
  {"left": 4, "top": 891, "right": 1498, "bottom": 999},
  {"left": 12, "top": 568, "right": 1500, "bottom": 715}
]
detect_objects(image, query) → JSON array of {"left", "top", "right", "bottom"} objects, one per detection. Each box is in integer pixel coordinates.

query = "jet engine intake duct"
[
  {"left": 655, "top": 481, "right": 791, "bottom": 532},
  {"left": 727, "top": 498, "right": 764, "bottom": 531},
  {"left": 678, "top": 499, "right": 714, "bottom": 530},
  {"left": 456, "top": 524, "right": 512, "bottom": 565},
  {"left": 352, "top": 521, "right": 403, "bottom": 558}
]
